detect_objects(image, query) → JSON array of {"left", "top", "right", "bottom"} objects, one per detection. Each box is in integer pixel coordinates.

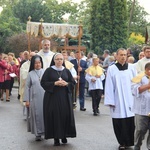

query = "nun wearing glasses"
[{"left": 41, "top": 53, "right": 76, "bottom": 146}]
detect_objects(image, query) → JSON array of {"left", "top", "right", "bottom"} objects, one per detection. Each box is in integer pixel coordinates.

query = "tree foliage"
[
  {"left": 7, "top": 33, "right": 39, "bottom": 55},
  {"left": 12, "top": 0, "right": 79, "bottom": 27},
  {"left": 0, "top": 0, "right": 18, "bottom": 7},
  {"left": 0, "top": 7, "right": 23, "bottom": 53},
  {"left": 0, "top": 0, "right": 150, "bottom": 55},
  {"left": 111, "top": 0, "right": 128, "bottom": 51},
  {"left": 128, "top": 32, "right": 145, "bottom": 45},
  {"left": 90, "top": 0, "right": 127, "bottom": 54},
  {"left": 69, "top": 0, "right": 91, "bottom": 31},
  {"left": 127, "top": 0, "right": 149, "bottom": 36},
  {"left": 45, "top": 0, "right": 78, "bottom": 23},
  {"left": 13, "top": 0, "right": 52, "bottom": 25}
]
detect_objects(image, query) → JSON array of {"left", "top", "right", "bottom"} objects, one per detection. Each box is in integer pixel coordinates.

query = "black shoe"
[
  {"left": 93, "top": 111, "right": 97, "bottom": 116},
  {"left": 61, "top": 138, "right": 67, "bottom": 144},
  {"left": 97, "top": 109, "right": 100, "bottom": 114},
  {"left": 93, "top": 112, "right": 98, "bottom": 116},
  {"left": 80, "top": 108, "right": 86, "bottom": 111},
  {"left": 54, "top": 139, "right": 60, "bottom": 146},
  {"left": 17, "top": 95, "right": 20, "bottom": 100},
  {"left": 35, "top": 136, "right": 42, "bottom": 141}
]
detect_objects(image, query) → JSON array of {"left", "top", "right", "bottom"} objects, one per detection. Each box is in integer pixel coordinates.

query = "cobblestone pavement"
[{"left": 0, "top": 88, "right": 147, "bottom": 150}]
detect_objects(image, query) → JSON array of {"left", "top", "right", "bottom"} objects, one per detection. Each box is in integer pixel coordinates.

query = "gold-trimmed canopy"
[{"left": 26, "top": 21, "right": 83, "bottom": 39}]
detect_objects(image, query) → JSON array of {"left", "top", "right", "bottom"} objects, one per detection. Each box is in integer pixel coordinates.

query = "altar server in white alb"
[
  {"left": 85, "top": 57, "right": 105, "bottom": 116},
  {"left": 131, "top": 62, "right": 150, "bottom": 150},
  {"left": 37, "top": 39, "right": 55, "bottom": 70},
  {"left": 104, "top": 48, "right": 137, "bottom": 150}
]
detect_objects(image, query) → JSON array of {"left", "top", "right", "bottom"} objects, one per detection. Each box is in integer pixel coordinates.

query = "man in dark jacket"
[{"left": 70, "top": 51, "right": 88, "bottom": 111}]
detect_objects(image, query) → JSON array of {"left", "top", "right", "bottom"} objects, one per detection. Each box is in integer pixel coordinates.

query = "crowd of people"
[{"left": 1, "top": 40, "right": 150, "bottom": 150}]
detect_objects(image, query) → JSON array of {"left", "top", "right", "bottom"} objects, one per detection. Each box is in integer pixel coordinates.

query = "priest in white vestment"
[
  {"left": 37, "top": 39, "right": 55, "bottom": 70},
  {"left": 104, "top": 48, "right": 137, "bottom": 150},
  {"left": 135, "top": 46, "right": 150, "bottom": 73}
]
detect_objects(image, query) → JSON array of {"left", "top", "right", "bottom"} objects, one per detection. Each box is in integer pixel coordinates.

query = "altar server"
[
  {"left": 104, "top": 48, "right": 137, "bottom": 150},
  {"left": 85, "top": 57, "right": 104, "bottom": 115},
  {"left": 132, "top": 62, "right": 150, "bottom": 150}
]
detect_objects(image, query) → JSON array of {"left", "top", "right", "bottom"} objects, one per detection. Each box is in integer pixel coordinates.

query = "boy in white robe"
[
  {"left": 132, "top": 62, "right": 150, "bottom": 150},
  {"left": 85, "top": 57, "right": 105, "bottom": 115},
  {"left": 104, "top": 48, "right": 137, "bottom": 150}
]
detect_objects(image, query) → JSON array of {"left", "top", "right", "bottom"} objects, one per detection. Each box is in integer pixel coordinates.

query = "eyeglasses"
[{"left": 55, "top": 58, "right": 63, "bottom": 61}]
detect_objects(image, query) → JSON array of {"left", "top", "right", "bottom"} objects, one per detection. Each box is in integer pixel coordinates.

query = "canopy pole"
[
  {"left": 63, "top": 18, "right": 68, "bottom": 52},
  {"left": 27, "top": 16, "right": 32, "bottom": 53},
  {"left": 64, "top": 37, "right": 67, "bottom": 51},
  {"left": 77, "top": 21, "right": 83, "bottom": 96},
  {"left": 39, "top": 18, "right": 44, "bottom": 51}
]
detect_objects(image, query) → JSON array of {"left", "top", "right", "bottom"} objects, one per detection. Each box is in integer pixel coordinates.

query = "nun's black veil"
[
  {"left": 29, "top": 55, "right": 43, "bottom": 72},
  {"left": 49, "top": 53, "right": 66, "bottom": 67}
]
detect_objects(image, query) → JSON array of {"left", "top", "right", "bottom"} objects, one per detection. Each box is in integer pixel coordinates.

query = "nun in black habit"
[{"left": 41, "top": 53, "right": 76, "bottom": 146}]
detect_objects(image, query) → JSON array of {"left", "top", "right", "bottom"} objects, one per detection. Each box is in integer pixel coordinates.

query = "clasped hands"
[
  {"left": 55, "top": 79, "right": 68, "bottom": 86},
  {"left": 91, "top": 75, "right": 100, "bottom": 82}
]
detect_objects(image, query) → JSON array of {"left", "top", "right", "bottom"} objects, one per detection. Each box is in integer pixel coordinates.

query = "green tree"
[
  {"left": 90, "top": 0, "right": 127, "bottom": 54},
  {"left": 13, "top": 0, "right": 52, "bottom": 25},
  {"left": 68, "top": 0, "right": 91, "bottom": 52},
  {"left": 45, "top": 0, "right": 78, "bottom": 23},
  {"left": 7, "top": 33, "right": 39, "bottom": 55},
  {"left": 0, "top": 7, "right": 23, "bottom": 52},
  {"left": 69, "top": 0, "right": 90, "bottom": 31},
  {"left": 0, "top": 0, "right": 18, "bottom": 7},
  {"left": 111, "top": 0, "right": 128, "bottom": 51},
  {"left": 127, "top": 0, "right": 149, "bottom": 36},
  {"left": 90, "top": 0, "right": 112, "bottom": 54}
]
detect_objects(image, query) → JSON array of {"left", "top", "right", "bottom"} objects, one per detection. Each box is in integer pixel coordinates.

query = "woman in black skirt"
[{"left": 1, "top": 56, "right": 13, "bottom": 102}]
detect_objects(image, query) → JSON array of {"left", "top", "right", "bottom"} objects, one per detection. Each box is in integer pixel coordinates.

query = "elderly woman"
[
  {"left": 1, "top": 56, "right": 13, "bottom": 102},
  {"left": 41, "top": 53, "right": 76, "bottom": 146},
  {"left": 23, "top": 55, "right": 45, "bottom": 141}
]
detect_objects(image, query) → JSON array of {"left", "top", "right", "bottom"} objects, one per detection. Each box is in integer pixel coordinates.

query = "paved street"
[{"left": 0, "top": 87, "right": 147, "bottom": 150}]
